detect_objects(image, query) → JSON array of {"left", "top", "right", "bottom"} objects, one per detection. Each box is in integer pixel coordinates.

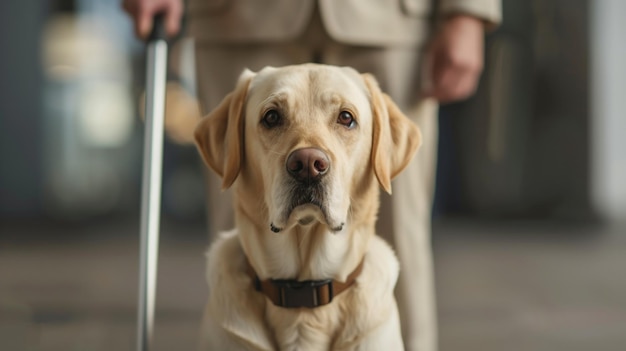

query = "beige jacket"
[{"left": 188, "top": 0, "right": 501, "bottom": 46}]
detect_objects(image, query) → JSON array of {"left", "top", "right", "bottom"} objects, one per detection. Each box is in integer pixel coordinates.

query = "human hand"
[
  {"left": 122, "top": 0, "right": 183, "bottom": 39},
  {"left": 422, "top": 15, "right": 485, "bottom": 103}
]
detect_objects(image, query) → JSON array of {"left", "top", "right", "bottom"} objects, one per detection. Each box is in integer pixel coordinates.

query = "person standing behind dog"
[{"left": 123, "top": 1, "right": 501, "bottom": 350}]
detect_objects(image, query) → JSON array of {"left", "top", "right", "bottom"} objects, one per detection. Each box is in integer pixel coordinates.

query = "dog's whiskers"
[{"left": 268, "top": 149, "right": 287, "bottom": 158}]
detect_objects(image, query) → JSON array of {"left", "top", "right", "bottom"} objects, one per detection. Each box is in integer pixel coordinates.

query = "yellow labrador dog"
[{"left": 194, "top": 64, "right": 420, "bottom": 350}]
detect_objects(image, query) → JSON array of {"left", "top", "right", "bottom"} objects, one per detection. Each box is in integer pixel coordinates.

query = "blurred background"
[{"left": 1, "top": 0, "right": 625, "bottom": 350}]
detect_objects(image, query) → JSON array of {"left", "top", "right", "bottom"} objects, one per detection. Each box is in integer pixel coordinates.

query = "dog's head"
[{"left": 195, "top": 64, "right": 420, "bottom": 234}]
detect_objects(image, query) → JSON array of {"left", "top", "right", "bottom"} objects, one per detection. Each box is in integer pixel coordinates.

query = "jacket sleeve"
[{"left": 438, "top": 0, "right": 502, "bottom": 31}]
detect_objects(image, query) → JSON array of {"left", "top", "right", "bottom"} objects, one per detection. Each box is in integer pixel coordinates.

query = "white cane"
[{"left": 137, "top": 14, "right": 168, "bottom": 351}]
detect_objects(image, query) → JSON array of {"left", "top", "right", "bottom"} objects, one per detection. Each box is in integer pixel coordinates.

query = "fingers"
[
  {"left": 421, "top": 15, "right": 485, "bottom": 103},
  {"left": 437, "top": 64, "right": 480, "bottom": 102},
  {"left": 165, "top": 0, "right": 183, "bottom": 37},
  {"left": 138, "top": 11, "right": 153, "bottom": 38},
  {"left": 423, "top": 47, "right": 482, "bottom": 103},
  {"left": 433, "top": 73, "right": 479, "bottom": 103},
  {"left": 122, "top": 0, "right": 183, "bottom": 39}
]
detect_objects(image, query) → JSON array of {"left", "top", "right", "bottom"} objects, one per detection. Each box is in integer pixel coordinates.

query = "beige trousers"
[{"left": 193, "top": 12, "right": 439, "bottom": 351}]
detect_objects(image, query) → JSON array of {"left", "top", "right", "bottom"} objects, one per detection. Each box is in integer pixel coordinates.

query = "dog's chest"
[{"left": 266, "top": 304, "right": 347, "bottom": 351}]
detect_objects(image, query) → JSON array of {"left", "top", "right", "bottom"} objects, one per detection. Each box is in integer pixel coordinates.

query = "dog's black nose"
[{"left": 286, "top": 148, "right": 330, "bottom": 182}]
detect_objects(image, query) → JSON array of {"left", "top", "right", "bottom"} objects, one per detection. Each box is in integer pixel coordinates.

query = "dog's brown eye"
[
  {"left": 337, "top": 111, "right": 356, "bottom": 129},
  {"left": 262, "top": 110, "right": 282, "bottom": 128}
]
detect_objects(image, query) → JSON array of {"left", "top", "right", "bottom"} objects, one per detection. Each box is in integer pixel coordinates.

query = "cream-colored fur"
[{"left": 194, "top": 64, "right": 421, "bottom": 350}]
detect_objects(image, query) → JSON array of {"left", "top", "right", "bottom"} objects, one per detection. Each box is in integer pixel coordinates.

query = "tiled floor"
[
  {"left": 1, "top": 219, "right": 625, "bottom": 351},
  {"left": 433, "top": 220, "right": 626, "bottom": 351}
]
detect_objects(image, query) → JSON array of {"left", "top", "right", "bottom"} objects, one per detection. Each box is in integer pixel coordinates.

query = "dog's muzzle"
[{"left": 270, "top": 147, "right": 344, "bottom": 233}]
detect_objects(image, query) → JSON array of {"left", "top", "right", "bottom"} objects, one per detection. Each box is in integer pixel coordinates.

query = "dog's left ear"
[
  {"left": 363, "top": 73, "right": 422, "bottom": 194},
  {"left": 194, "top": 69, "right": 255, "bottom": 189}
]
